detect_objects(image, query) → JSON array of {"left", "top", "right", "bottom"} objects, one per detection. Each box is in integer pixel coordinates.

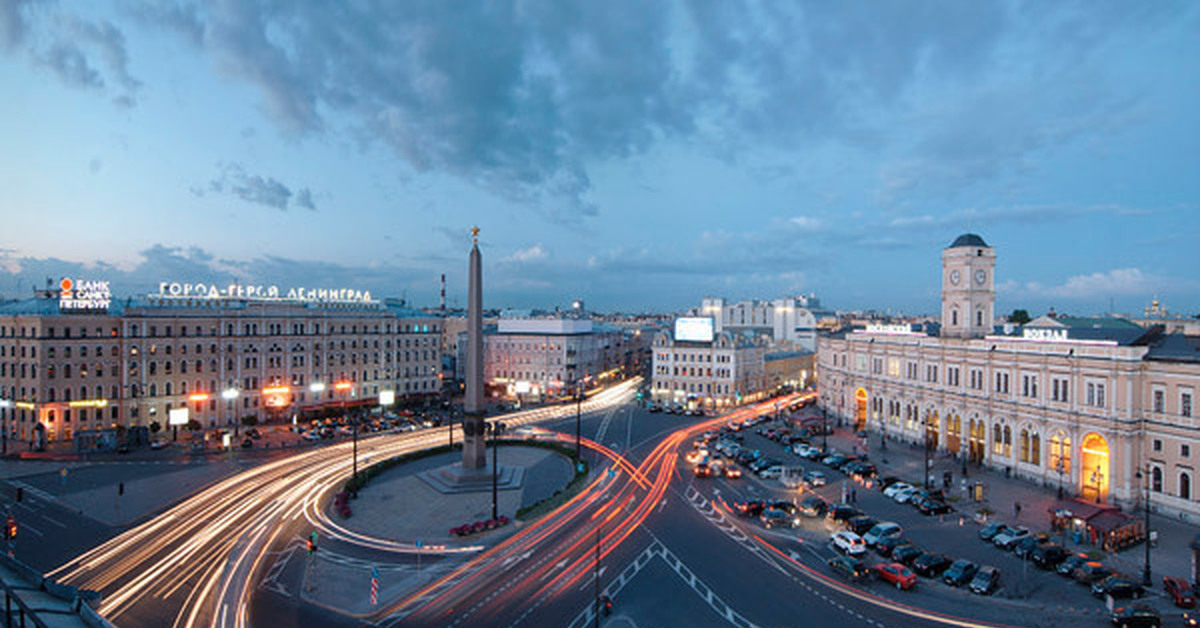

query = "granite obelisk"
[{"left": 462, "top": 226, "right": 487, "bottom": 469}]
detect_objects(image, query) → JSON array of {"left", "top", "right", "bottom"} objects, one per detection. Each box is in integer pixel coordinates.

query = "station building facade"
[
  {"left": 0, "top": 282, "right": 441, "bottom": 444},
  {"left": 819, "top": 234, "right": 1200, "bottom": 519}
]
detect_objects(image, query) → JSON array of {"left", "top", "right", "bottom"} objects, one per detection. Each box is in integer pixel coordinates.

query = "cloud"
[
  {"left": 503, "top": 244, "right": 548, "bottom": 264},
  {"left": 0, "top": 0, "right": 31, "bottom": 52},
  {"left": 67, "top": 17, "right": 143, "bottom": 106},
  {"left": 886, "top": 203, "right": 1151, "bottom": 230},
  {"left": 788, "top": 216, "right": 823, "bottom": 231},
  {"left": 1002, "top": 268, "right": 1163, "bottom": 300},
  {"left": 198, "top": 163, "right": 316, "bottom": 211},
  {"left": 38, "top": 43, "right": 103, "bottom": 89}
]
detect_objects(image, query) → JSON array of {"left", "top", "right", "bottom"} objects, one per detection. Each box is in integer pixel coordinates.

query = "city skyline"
[{"left": 2, "top": 2, "right": 1198, "bottom": 315}]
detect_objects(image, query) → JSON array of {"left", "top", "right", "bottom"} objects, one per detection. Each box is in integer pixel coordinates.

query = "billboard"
[
  {"left": 674, "top": 317, "right": 715, "bottom": 342},
  {"left": 168, "top": 407, "right": 189, "bottom": 426},
  {"left": 379, "top": 390, "right": 395, "bottom": 406}
]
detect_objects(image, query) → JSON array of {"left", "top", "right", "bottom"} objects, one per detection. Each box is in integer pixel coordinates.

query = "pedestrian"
[
  {"left": 851, "top": 488, "right": 857, "bottom": 503},
  {"left": 1014, "top": 500, "right": 1021, "bottom": 519}
]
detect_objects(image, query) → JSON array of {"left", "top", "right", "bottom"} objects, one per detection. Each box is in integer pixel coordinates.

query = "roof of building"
[
  {"left": 1143, "top": 332, "right": 1200, "bottom": 363},
  {"left": 765, "top": 350, "right": 814, "bottom": 361},
  {"left": 948, "top": 233, "right": 989, "bottom": 248}
]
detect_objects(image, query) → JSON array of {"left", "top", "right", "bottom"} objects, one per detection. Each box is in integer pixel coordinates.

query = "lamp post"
[
  {"left": 575, "top": 386, "right": 584, "bottom": 461},
  {"left": 488, "top": 421, "right": 506, "bottom": 520},
  {"left": 221, "top": 388, "right": 239, "bottom": 436},
  {"left": 334, "top": 381, "right": 354, "bottom": 494},
  {"left": 821, "top": 405, "right": 828, "bottom": 452},
  {"left": 1136, "top": 465, "right": 1153, "bottom": 586}
]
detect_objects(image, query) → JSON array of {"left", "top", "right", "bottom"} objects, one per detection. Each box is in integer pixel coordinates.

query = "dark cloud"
[
  {"left": 68, "top": 17, "right": 142, "bottom": 106},
  {"left": 0, "top": 0, "right": 32, "bottom": 51},
  {"left": 38, "top": 42, "right": 103, "bottom": 89},
  {"left": 199, "top": 163, "right": 316, "bottom": 211}
]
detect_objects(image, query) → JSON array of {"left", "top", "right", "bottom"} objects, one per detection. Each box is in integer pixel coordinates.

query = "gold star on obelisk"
[{"left": 470, "top": 225, "right": 480, "bottom": 244}]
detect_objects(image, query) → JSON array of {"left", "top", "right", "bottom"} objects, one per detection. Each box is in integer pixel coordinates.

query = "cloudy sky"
[{"left": 1, "top": 1, "right": 1197, "bottom": 315}]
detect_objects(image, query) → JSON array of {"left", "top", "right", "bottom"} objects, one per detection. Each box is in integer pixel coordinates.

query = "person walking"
[{"left": 1013, "top": 500, "right": 1022, "bottom": 520}]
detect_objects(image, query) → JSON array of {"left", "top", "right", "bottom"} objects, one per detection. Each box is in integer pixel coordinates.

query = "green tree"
[
  {"left": 149, "top": 421, "right": 161, "bottom": 434},
  {"left": 186, "top": 418, "right": 202, "bottom": 432},
  {"left": 1009, "top": 309, "right": 1032, "bottom": 325}
]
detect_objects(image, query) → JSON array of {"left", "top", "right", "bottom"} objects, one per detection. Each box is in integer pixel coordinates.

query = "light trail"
[{"left": 49, "top": 378, "right": 641, "bottom": 627}]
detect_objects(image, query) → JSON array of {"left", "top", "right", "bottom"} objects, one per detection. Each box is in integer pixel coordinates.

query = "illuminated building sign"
[
  {"left": 59, "top": 278, "right": 112, "bottom": 311},
  {"left": 154, "top": 282, "right": 374, "bottom": 304},
  {"left": 15, "top": 402, "right": 34, "bottom": 410},
  {"left": 1023, "top": 328, "right": 1068, "bottom": 341},
  {"left": 168, "top": 407, "right": 189, "bottom": 426},
  {"left": 68, "top": 399, "right": 108, "bottom": 409},
  {"left": 860, "top": 324, "right": 923, "bottom": 335}
]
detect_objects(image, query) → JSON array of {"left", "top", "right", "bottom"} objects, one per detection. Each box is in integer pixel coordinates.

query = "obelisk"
[{"left": 462, "top": 226, "right": 487, "bottom": 469}]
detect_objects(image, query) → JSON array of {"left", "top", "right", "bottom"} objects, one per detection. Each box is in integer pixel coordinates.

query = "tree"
[
  {"left": 186, "top": 418, "right": 202, "bottom": 432},
  {"left": 1009, "top": 309, "right": 1032, "bottom": 325},
  {"left": 149, "top": 421, "right": 161, "bottom": 434}
]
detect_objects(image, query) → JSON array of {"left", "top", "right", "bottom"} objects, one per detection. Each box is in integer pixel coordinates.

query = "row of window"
[{"left": 0, "top": 321, "right": 439, "bottom": 339}]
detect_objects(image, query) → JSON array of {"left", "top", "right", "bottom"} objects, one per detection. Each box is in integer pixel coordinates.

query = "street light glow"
[
  {"left": 334, "top": 381, "right": 353, "bottom": 391},
  {"left": 309, "top": 382, "right": 327, "bottom": 393},
  {"left": 221, "top": 388, "right": 240, "bottom": 400}
]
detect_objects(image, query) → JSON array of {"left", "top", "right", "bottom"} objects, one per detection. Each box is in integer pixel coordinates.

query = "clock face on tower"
[
  {"left": 950, "top": 270, "right": 961, "bottom": 285},
  {"left": 975, "top": 270, "right": 987, "bottom": 286}
]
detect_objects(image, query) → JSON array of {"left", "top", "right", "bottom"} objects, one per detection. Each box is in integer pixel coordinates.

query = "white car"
[
  {"left": 992, "top": 526, "right": 1030, "bottom": 549},
  {"left": 862, "top": 521, "right": 902, "bottom": 546},
  {"left": 883, "top": 482, "right": 913, "bottom": 498},
  {"left": 792, "top": 443, "right": 814, "bottom": 457},
  {"left": 892, "top": 486, "right": 918, "bottom": 504},
  {"left": 832, "top": 530, "right": 867, "bottom": 555},
  {"left": 759, "top": 465, "right": 785, "bottom": 479}
]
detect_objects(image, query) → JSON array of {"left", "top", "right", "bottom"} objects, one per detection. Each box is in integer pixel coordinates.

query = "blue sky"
[{"left": 1, "top": 1, "right": 1197, "bottom": 316}]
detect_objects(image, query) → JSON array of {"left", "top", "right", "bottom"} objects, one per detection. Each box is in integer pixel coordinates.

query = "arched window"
[
  {"left": 1050, "top": 432, "right": 1072, "bottom": 474},
  {"left": 1030, "top": 432, "right": 1040, "bottom": 466},
  {"left": 951, "top": 310, "right": 958, "bottom": 326},
  {"left": 993, "top": 424, "right": 1003, "bottom": 455},
  {"left": 1152, "top": 466, "right": 1163, "bottom": 493},
  {"left": 1020, "top": 429, "right": 1030, "bottom": 463},
  {"left": 1181, "top": 472, "right": 1192, "bottom": 501},
  {"left": 976, "top": 310, "right": 984, "bottom": 326},
  {"left": 1003, "top": 425, "right": 1012, "bottom": 457}
]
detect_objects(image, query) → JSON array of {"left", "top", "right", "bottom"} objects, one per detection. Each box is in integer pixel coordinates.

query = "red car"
[
  {"left": 1164, "top": 576, "right": 1196, "bottom": 608},
  {"left": 874, "top": 562, "right": 917, "bottom": 590}
]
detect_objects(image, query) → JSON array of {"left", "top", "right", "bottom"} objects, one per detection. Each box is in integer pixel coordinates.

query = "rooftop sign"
[
  {"left": 59, "top": 278, "right": 111, "bottom": 312},
  {"left": 858, "top": 324, "right": 923, "bottom": 335},
  {"left": 155, "top": 282, "right": 374, "bottom": 304}
]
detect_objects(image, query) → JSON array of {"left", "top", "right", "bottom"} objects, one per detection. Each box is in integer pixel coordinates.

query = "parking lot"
[{"left": 685, "top": 414, "right": 1191, "bottom": 626}]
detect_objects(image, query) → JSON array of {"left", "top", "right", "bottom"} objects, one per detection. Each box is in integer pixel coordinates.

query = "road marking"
[
  {"left": 578, "top": 566, "right": 607, "bottom": 591},
  {"left": 41, "top": 516, "right": 67, "bottom": 529}
]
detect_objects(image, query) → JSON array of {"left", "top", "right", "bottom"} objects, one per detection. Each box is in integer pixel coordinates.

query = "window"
[
  {"left": 1085, "top": 381, "right": 1106, "bottom": 408},
  {"left": 976, "top": 310, "right": 984, "bottom": 327},
  {"left": 1052, "top": 377, "right": 1070, "bottom": 403},
  {"left": 1022, "top": 374, "right": 1038, "bottom": 399},
  {"left": 1152, "top": 466, "right": 1162, "bottom": 493},
  {"left": 994, "top": 372, "right": 1009, "bottom": 394},
  {"left": 1183, "top": 391, "right": 1193, "bottom": 418},
  {"left": 1183, "top": 444, "right": 1191, "bottom": 458},
  {"left": 951, "top": 309, "right": 958, "bottom": 326},
  {"left": 1153, "top": 439, "right": 1162, "bottom": 452},
  {"left": 1180, "top": 472, "right": 1191, "bottom": 501},
  {"left": 1152, "top": 389, "right": 1165, "bottom": 413}
]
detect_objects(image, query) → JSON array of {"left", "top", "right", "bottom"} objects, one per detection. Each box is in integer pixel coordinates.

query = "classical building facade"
[
  {"left": 651, "top": 328, "right": 769, "bottom": 408},
  {"left": 482, "top": 317, "right": 629, "bottom": 401},
  {"left": 0, "top": 285, "right": 441, "bottom": 444},
  {"left": 819, "top": 234, "right": 1200, "bottom": 518}
]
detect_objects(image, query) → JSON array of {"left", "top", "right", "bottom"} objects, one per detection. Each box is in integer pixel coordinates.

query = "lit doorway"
[
  {"left": 854, "top": 388, "right": 868, "bottom": 432},
  {"left": 1079, "top": 433, "right": 1110, "bottom": 503}
]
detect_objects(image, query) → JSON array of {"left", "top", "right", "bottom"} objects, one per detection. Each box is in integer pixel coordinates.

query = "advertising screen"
[
  {"left": 168, "top": 407, "right": 189, "bottom": 426},
  {"left": 674, "top": 317, "right": 715, "bottom": 342}
]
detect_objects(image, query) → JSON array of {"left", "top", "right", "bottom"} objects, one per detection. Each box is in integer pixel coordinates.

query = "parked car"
[
  {"left": 1057, "top": 553, "right": 1091, "bottom": 577},
  {"left": 846, "top": 516, "right": 879, "bottom": 536},
  {"left": 874, "top": 562, "right": 917, "bottom": 590},
  {"left": 992, "top": 527, "right": 1031, "bottom": 550},
  {"left": 1073, "top": 562, "right": 1115, "bottom": 585},
  {"left": 1092, "top": 576, "right": 1146, "bottom": 600},
  {"left": 943, "top": 559, "right": 980, "bottom": 587},
  {"left": 891, "top": 544, "right": 924, "bottom": 566},
  {"left": 912, "top": 553, "right": 954, "bottom": 578},
  {"left": 241, "top": 437, "right": 254, "bottom": 448},
  {"left": 1031, "top": 544, "right": 1072, "bottom": 570},
  {"left": 1013, "top": 535, "right": 1049, "bottom": 559},
  {"left": 884, "top": 482, "right": 914, "bottom": 499},
  {"left": 827, "top": 504, "right": 861, "bottom": 524},
  {"left": 799, "top": 496, "right": 828, "bottom": 518},
  {"left": 827, "top": 555, "right": 870, "bottom": 582},
  {"left": 877, "top": 476, "right": 905, "bottom": 490},
  {"left": 875, "top": 535, "right": 907, "bottom": 558},
  {"left": 760, "top": 508, "right": 794, "bottom": 529},
  {"left": 804, "top": 470, "right": 827, "bottom": 487},
  {"left": 724, "top": 465, "right": 743, "bottom": 479},
  {"left": 914, "top": 497, "right": 953, "bottom": 516},
  {"left": 1109, "top": 604, "right": 1162, "bottom": 628},
  {"left": 969, "top": 566, "right": 1001, "bottom": 595},
  {"left": 892, "top": 486, "right": 919, "bottom": 504},
  {"left": 1163, "top": 576, "right": 1197, "bottom": 608},
  {"left": 848, "top": 462, "right": 878, "bottom": 479},
  {"left": 758, "top": 464, "right": 786, "bottom": 479},
  {"left": 978, "top": 522, "right": 1010, "bottom": 542},
  {"left": 863, "top": 522, "right": 902, "bottom": 547},
  {"left": 832, "top": 531, "right": 867, "bottom": 556}
]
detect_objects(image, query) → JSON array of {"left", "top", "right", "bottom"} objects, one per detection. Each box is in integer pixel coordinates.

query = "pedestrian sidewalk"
[{"left": 822, "top": 426, "right": 1199, "bottom": 582}]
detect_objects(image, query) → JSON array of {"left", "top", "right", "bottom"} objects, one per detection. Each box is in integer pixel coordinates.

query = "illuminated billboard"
[
  {"left": 674, "top": 317, "right": 715, "bottom": 342},
  {"left": 168, "top": 407, "right": 189, "bottom": 426}
]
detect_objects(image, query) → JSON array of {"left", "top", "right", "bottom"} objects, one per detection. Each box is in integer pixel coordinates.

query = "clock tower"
[{"left": 941, "top": 233, "right": 995, "bottom": 339}]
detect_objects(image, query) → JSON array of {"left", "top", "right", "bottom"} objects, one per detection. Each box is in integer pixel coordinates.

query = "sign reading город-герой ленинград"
[{"left": 153, "top": 282, "right": 375, "bottom": 304}]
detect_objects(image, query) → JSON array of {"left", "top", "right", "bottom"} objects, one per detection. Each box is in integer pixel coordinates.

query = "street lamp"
[
  {"left": 334, "top": 381, "right": 356, "bottom": 495},
  {"left": 1136, "top": 465, "right": 1153, "bottom": 586},
  {"left": 221, "top": 388, "right": 239, "bottom": 434},
  {"left": 575, "top": 386, "right": 584, "bottom": 460},
  {"left": 487, "top": 421, "right": 507, "bottom": 520},
  {"left": 821, "top": 405, "right": 828, "bottom": 452}
]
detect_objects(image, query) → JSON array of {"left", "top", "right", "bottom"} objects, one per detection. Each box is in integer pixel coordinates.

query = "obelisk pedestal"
[{"left": 462, "top": 229, "right": 487, "bottom": 469}]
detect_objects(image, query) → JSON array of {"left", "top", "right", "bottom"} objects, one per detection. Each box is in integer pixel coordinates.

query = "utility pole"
[{"left": 1140, "top": 464, "right": 1152, "bottom": 586}]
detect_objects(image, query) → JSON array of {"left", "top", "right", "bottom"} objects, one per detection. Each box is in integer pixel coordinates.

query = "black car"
[
  {"left": 760, "top": 508, "right": 794, "bottom": 529},
  {"left": 769, "top": 500, "right": 800, "bottom": 518},
  {"left": 912, "top": 553, "right": 954, "bottom": 578},
  {"left": 1110, "top": 604, "right": 1161, "bottom": 628},
  {"left": 800, "top": 496, "right": 828, "bottom": 518},
  {"left": 978, "top": 522, "right": 1010, "bottom": 542},
  {"left": 827, "top": 504, "right": 861, "bottom": 523},
  {"left": 1074, "top": 562, "right": 1115, "bottom": 585},
  {"left": 1013, "top": 535, "right": 1048, "bottom": 559},
  {"left": 849, "top": 463, "right": 878, "bottom": 479},
  {"left": 827, "top": 556, "right": 870, "bottom": 582},
  {"left": 846, "top": 515, "right": 878, "bottom": 536},
  {"left": 1057, "top": 553, "right": 1091, "bottom": 577},
  {"left": 241, "top": 437, "right": 254, "bottom": 448},
  {"left": 1031, "top": 544, "right": 1071, "bottom": 569},
  {"left": 891, "top": 544, "right": 923, "bottom": 566},
  {"left": 943, "top": 559, "right": 979, "bottom": 587},
  {"left": 915, "top": 498, "right": 952, "bottom": 516},
  {"left": 733, "top": 500, "right": 766, "bottom": 518},
  {"left": 1093, "top": 576, "right": 1146, "bottom": 600},
  {"left": 875, "top": 535, "right": 907, "bottom": 558},
  {"left": 878, "top": 476, "right": 904, "bottom": 490},
  {"left": 969, "top": 566, "right": 1001, "bottom": 595}
]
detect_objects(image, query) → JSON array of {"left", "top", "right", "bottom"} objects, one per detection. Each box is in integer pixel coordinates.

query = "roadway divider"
[{"left": 0, "top": 551, "right": 114, "bottom": 628}]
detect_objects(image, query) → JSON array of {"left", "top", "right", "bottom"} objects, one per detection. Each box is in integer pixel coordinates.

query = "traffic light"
[
  {"left": 14, "top": 487, "right": 22, "bottom": 503},
  {"left": 5, "top": 516, "right": 15, "bottom": 540},
  {"left": 306, "top": 538, "right": 316, "bottom": 555}
]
